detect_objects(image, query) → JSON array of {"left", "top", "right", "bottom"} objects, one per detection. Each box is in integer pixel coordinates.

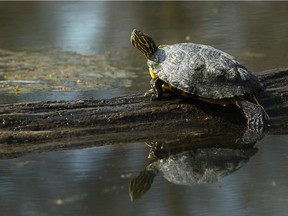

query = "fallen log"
[{"left": 0, "top": 67, "right": 287, "bottom": 158}]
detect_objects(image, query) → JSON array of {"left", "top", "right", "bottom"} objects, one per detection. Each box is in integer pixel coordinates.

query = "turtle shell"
[
  {"left": 150, "top": 147, "right": 257, "bottom": 186},
  {"left": 148, "top": 43, "right": 262, "bottom": 99}
]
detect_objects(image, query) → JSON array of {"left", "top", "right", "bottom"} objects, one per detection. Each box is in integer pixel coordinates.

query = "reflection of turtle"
[
  {"left": 131, "top": 30, "right": 269, "bottom": 128},
  {"left": 129, "top": 146, "right": 257, "bottom": 201}
]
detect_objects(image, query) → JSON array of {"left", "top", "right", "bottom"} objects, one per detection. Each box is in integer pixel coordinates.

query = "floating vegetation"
[{"left": 0, "top": 48, "right": 139, "bottom": 94}]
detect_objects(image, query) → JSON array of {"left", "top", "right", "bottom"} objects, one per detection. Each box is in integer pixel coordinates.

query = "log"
[{"left": 0, "top": 67, "right": 288, "bottom": 158}]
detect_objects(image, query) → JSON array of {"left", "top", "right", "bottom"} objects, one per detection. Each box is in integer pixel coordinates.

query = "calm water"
[
  {"left": 1, "top": 136, "right": 288, "bottom": 216},
  {"left": 1, "top": 2, "right": 288, "bottom": 102},
  {"left": 1, "top": 2, "right": 288, "bottom": 216}
]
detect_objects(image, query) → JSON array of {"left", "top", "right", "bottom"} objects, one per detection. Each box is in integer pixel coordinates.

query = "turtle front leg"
[
  {"left": 144, "top": 77, "right": 165, "bottom": 100},
  {"left": 234, "top": 98, "right": 270, "bottom": 129}
]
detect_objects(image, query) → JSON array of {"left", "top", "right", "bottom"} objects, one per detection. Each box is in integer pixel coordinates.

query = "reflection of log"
[{"left": 0, "top": 68, "right": 287, "bottom": 158}]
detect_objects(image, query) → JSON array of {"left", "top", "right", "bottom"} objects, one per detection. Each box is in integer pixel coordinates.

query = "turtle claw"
[
  {"left": 144, "top": 89, "right": 158, "bottom": 101},
  {"left": 144, "top": 89, "right": 154, "bottom": 97},
  {"left": 247, "top": 111, "right": 264, "bottom": 130},
  {"left": 248, "top": 121, "right": 263, "bottom": 133}
]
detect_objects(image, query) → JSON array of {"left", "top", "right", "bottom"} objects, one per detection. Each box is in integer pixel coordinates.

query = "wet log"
[{"left": 0, "top": 67, "right": 287, "bottom": 158}]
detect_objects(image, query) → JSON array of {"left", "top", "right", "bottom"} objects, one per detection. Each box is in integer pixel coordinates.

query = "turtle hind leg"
[
  {"left": 247, "top": 94, "right": 270, "bottom": 120},
  {"left": 234, "top": 98, "right": 269, "bottom": 129}
]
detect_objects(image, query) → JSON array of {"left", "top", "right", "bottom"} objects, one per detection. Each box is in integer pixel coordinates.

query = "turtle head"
[{"left": 131, "top": 29, "right": 158, "bottom": 59}]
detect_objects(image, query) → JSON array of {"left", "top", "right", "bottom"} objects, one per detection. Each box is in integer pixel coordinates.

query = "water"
[
  {"left": 0, "top": 2, "right": 288, "bottom": 216},
  {"left": 0, "top": 136, "right": 288, "bottom": 216},
  {"left": 1, "top": 2, "right": 288, "bottom": 103}
]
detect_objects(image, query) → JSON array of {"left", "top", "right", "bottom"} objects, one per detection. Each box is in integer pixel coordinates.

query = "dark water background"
[{"left": 0, "top": 2, "right": 288, "bottom": 216}]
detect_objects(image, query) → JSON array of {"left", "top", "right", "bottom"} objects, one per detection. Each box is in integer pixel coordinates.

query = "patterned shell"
[
  {"left": 150, "top": 147, "right": 256, "bottom": 185},
  {"left": 147, "top": 43, "right": 262, "bottom": 99}
]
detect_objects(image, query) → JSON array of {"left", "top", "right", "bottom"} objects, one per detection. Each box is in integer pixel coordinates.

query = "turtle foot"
[
  {"left": 247, "top": 106, "right": 266, "bottom": 129},
  {"left": 144, "top": 89, "right": 154, "bottom": 97},
  {"left": 238, "top": 127, "right": 267, "bottom": 145},
  {"left": 237, "top": 99, "right": 270, "bottom": 130},
  {"left": 144, "top": 89, "right": 158, "bottom": 101}
]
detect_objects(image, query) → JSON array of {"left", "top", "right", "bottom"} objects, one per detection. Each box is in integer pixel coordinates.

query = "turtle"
[
  {"left": 130, "top": 29, "right": 269, "bottom": 128},
  {"left": 129, "top": 143, "right": 258, "bottom": 201}
]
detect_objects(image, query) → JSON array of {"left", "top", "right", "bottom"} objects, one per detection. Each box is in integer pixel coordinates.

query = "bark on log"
[{"left": 0, "top": 67, "right": 287, "bottom": 158}]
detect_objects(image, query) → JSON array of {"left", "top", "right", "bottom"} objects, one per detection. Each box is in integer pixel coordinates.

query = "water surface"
[{"left": 1, "top": 136, "right": 288, "bottom": 216}]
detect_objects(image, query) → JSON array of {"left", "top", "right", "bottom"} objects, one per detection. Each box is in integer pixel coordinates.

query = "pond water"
[
  {"left": 1, "top": 2, "right": 288, "bottom": 103},
  {"left": 1, "top": 135, "right": 288, "bottom": 216},
  {"left": 0, "top": 2, "right": 288, "bottom": 216}
]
